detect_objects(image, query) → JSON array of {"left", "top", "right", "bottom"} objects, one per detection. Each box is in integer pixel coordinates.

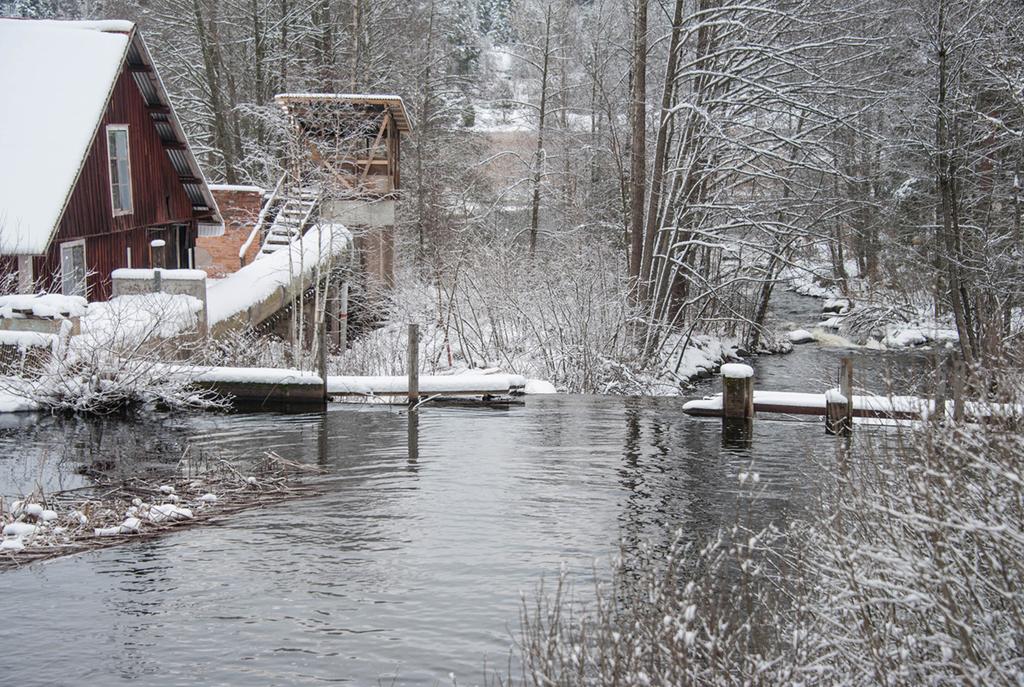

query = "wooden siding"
[{"left": 32, "top": 65, "right": 197, "bottom": 300}]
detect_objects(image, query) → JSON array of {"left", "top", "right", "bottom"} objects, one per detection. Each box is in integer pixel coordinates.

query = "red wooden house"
[{"left": 0, "top": 18, "right": 222, "bottom": 301}]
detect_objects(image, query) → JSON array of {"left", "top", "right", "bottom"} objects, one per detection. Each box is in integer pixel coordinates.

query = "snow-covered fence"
[{"left": 111, "top": 268, "right": 208, "bottom": 337}]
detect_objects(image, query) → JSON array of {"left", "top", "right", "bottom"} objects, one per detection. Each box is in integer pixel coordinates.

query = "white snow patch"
[
  {"left": 80, "top": 292, "right": 203, "bottom": 349},
  {"left": 147, "top": 504, "right": 193, "bottom": 523},
  {"left": 111, "top": 268, "right": 207, "bottom": 281},
  {"left": 207, "top": 223, "right": 352, "bottom": 325},
  {"left": 2, "top": 521, "right": 36, "bottom": 537},
  {"left": 208, "top": 184, "right": 264, "bottom": 194},
  {"left": 0, "top": 20, "right": 130, "bottom": 254},
  {"left": 0, "top": 536, "right": 25, "bottom": 551},
  {"left": 787, "top": 329, "right": 815, "bottom": 344},
  {"left": 524, "top": 379, "right": 557, "bottom": 394},
  {"left": 0, "top": 294, "right": 88, "bottom": 319},
  {"left": 825, "top": 388, "right": 848, "bottom": 404},
  {"left": 327, "top": 372, "right": 526, "bottom": 395},
  {"left": 0, "top": 330, "right": 60, "bottom": 351},
  {"left": 720, "top": 363, "right": 754, "bottom": 379},
  {"left": 194, "top": 366, "right": 323, "bottom": 386}
]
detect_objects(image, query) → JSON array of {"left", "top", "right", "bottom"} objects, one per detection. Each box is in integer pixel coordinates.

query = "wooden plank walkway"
[
  {"left": 189, "top": 366, "right": 527, "bottom": 409},
  {"left": 683, "top": 390, "right": 1022, "bottom": 422}
]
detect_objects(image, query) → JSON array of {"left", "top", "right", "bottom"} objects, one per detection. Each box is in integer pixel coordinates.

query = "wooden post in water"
[
  {"left": 721, "top": 364, "right": 754, "bottom": 420},
  {"left": 840, "top": 356, "right": 854, "bottom": 431},
  {"left": 825, "top": 390, "right": 850, "bottom": 435},
  {"left": 407, "top": 323, "right": 420, "bottom": 407},
  {"left": 318, "top": 306, "right": 328, "bottom": 403},
  {"left": 826, "top": 358, "right": 853, "bottom": 436},
  {"left": 721, "top": 363, "right": 754, "bottom": 445}
]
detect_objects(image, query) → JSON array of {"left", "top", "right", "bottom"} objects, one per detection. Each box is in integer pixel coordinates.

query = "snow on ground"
[
  {"left": 79, "top": 292, "right": 203, "bottom": 349},
  {"left": 207, "top": 223, "right": 351, "bottom": 325}
]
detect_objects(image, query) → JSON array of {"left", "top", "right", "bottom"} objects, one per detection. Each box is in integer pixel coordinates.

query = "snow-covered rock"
[
  {"left": 823, "top": 298, "right": 851, "bottom": 314},
  {"left": 885, "top": 328, "right": 927, "bottom": 348},
  {"left": 199, "top": 493, "right": 218, "bottom": 504},
  {"left": 147, "top": 504, "right": 193, "bottom": 523},
  {"left": 524, "top": 379, "right": 557, "bottom": 394},
  {"left": 119, "top": 517, "right": 141, "bottom": 533},
  {"left": 787, "top": 329, "right": 815, "bottom": 344},
  {"left": 24, "top": 503, "right": 44, "bottom": 518},
  {"left": 159, "top": 485, "right": 175, "bottom": 495},
  {"left": 40, "top": 509, "right": 58, "bottom": 522},
  {"left": 0, "top": 536, "right": 25, "bottom": 551},
  {"left": 3, "top": 521, "right": 36, "bottom": 537}
]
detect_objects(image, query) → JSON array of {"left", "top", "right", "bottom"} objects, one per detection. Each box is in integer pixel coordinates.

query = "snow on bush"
[
  {"left": 333, "top": 243, "right": 741, "bottom": 395},
  {"left": 0, "top": 292, "right": 220, "bottom": 413}
]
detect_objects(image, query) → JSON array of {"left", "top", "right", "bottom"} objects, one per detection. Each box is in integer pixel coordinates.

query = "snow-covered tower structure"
[{"left": 264, "top": 93, "right": 411, "bottom": 288}]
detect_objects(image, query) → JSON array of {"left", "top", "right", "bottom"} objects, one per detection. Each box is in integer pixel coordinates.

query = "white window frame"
[
  {"left": 60, "top": 239, "right": 87, "bottom": 298},
  {"left": 107, "top": 124, "right": 133, "bottom": 217}
]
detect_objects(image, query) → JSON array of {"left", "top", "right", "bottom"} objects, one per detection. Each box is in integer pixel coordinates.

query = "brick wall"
[{"left": 196, "top": 187, "right": 264, "bottom": 277}]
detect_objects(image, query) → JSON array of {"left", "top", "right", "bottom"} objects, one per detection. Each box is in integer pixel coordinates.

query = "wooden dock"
[
  {"left": 189, "top": 366, "right": 527, "bottom": 410},
  {"left": 685, "top": 358, "right": 1021, "bottom": 434},
  {"left": 683, "top": 390, "right": 928, "bottom": 421}
]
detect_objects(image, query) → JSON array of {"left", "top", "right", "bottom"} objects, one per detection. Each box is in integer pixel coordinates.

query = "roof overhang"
[
  {"left": 127, "top": 31, "right": 222, "bottom": 225},
  {"left": 274, "top": 93, "right": 412, "bottom": 134}
]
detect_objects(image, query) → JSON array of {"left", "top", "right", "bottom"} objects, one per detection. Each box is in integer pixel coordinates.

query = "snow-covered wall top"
[
  {"left": 208, "top": 184, "right": 264, "bottom": 194},
  {"left": 0, "top": 19, "right": 131, "bottom": 254},
  {"left": 206, "top": 223, "right": 351, "bottom": 325}
]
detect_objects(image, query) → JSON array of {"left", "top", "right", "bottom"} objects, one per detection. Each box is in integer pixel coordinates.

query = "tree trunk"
[
  {"left": 639, "top": 0, "right": 683, "bottom": 298},
  {"left": 627, "top": 0, "right": 647, "bottom": 287},
  {"left": 529, "top": 6, "right": 553, "bottom": 255}
]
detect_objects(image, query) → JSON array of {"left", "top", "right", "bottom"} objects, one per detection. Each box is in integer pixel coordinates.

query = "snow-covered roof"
[
  {"left": 274, "top": 93, "right": 412, "bottom": 133},
  {"left": 0, "top": 18, "right": 222, "bottom": 256},
  {"left": 0, "top": 19, "right": 131, "bottom": 254}
]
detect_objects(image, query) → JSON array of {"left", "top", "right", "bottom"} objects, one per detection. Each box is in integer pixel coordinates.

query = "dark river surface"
[{"left": 0, "top": 291, "right": 928, "bottom": 685}]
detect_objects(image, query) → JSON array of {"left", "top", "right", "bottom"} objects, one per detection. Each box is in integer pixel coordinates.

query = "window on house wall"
[
  {"left": 60, "top": 240, "right": 87, "bottom": 297},
  {"left": 107, "top": 125, "right": 133, "bottom": 215}
]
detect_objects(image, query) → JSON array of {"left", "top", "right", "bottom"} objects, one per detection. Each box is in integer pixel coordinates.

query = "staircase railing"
[{"left": 239, "top": 173, "right": 286, "bottom": 267}]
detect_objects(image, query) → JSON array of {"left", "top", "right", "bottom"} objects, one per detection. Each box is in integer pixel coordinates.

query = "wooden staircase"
[
  {"left": 239, "top": 175, "right": 321, "bottom": 264},
  {"left": 259, "top": 192, "right": 318, "bottom": 258}
]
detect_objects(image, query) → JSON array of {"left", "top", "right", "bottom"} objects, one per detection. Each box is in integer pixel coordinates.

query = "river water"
[{"left": 0, "top": 292, "right": 925, "bottom": 685}]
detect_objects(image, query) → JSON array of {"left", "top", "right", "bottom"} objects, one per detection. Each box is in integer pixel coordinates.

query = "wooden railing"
[{"left": 239, "top": 173, "right": 286, "bottom": 266}]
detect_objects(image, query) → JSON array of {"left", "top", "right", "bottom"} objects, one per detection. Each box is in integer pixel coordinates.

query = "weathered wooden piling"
[
  {"left": 825, "top": 357, "right": 854, "bottom": 436},
  {"left": 825, "top": 388, "right": 851, "bottom": 435},
  {"left": 721, "top": 363, "right": 755, "bottom": 419},
  {"left": 150, "top": 238, "right": 166, "bottom": 270},
  {"left": 408, "top": 323, "right": 420, "bottom": 407}
]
